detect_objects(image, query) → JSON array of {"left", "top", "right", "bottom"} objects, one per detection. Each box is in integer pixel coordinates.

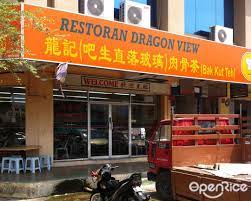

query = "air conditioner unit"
[
  {"left": 120, "top": 0, "right": 151, "bottom": 28},
  {"left": 210, "top": 25, "right": 233, "bottom": 45},
  {"left": 79, "top": 0, "right": 114, "bottom": 21}
]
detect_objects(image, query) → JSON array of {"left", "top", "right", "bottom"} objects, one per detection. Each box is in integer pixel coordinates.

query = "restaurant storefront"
[
  {"left": 53, "top": 79, "right": 161, "bottom": 160},
  {"left": 0, "top": 73, "right": 166, "bottom": 161},
  {"left": 54, "top": 92, "right": 158, "bottom": 159},
  {"left": 1, "top": 3, "right": 251, "bottom": 165}
]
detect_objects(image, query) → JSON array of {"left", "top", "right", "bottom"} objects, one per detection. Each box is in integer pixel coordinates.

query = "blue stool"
[
  {"left": 25, "top": 157, "right": 41, "bottom": 173},
  {"left": 1, "top": 157, "right": 12, "bottom": 173},
  {"left": 39, "top": 155, "right": 52, "bottom": 171},
  {"left": 8, "top": 157, "right": 24, "bottom": 174}
]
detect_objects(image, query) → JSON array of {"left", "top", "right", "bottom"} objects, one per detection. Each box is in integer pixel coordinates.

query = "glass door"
[
  {"left": 90, "top": 103, "right": 129, "bottom": 158},
  {"left": 90, "top": 104, "right": 109, "bottom": 157},
  {"left": 112, "top": 105, "right": 129, "bottom": 156}
]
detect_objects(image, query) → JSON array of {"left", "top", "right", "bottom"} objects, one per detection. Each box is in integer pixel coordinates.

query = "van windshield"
[{"left": 155, "top": 124, "right": 171, "bottom": 141}]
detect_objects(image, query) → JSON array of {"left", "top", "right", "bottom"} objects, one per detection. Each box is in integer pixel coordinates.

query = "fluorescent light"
[
  {"left": 0, "top": 101, "right": 11, "bottom": 102},
  {"left": 90, "top": 97, "right": 109, "bottom": 100},
  {"left": 0, "top": 97, "right": 11, "bottom": 99},
  {"left": 54, "top": 99, "right": 86, "bottom": 102},
  {"left": 13, "top": 93, "right": 25, "bottom": 95},
  {"left": 14, "top": 97, "right": 25, "bottom": 100},
  {"left": 15, "top": 101, "right": 25, "bottom": 103},
  {"left": 13, "top": 87, "right": 25, "bottom": 89},
  {"left": 53, "top": 95, "right": 63, "bottom": 97},
  {"left": 53, "top": 89, "right": 86, "bottom": 93},
  {"left": 62, "top": 89, "right": 87, "bottom": 93},
  {"left": 54, "top": 95, "right": 87, "bottom": 99},
  {"left": 0, "top": 92, "right": 11, "bottom": 95},
  {"left": 66, "top": 95, "right": 87, "bottom": 99},
  {"left": 114, "top": 93, "right": 130, "bottom": 96},
  {"left": 89, "top": 91, "right": 112, "bottom": 95}
]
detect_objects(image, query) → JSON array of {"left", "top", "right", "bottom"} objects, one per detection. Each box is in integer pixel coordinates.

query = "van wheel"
[{"left": 156, "top": 171, "right": 173, "bottom": 201}]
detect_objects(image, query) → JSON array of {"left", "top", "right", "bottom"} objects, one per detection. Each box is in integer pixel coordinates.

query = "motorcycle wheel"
[{"left": 90, "top": 193, "right": 102, "bottom": 201}]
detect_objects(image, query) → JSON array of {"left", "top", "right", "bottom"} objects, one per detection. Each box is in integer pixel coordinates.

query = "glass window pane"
[
  {"left": 54, "top": 90, "right": 88, "bottom": 160},
  {"left": 91, "top": 104, "right": 109, "bottom": 157},
  {"left": 155, "top": 125, "right": 171, "bottom": 142},
  {"left": 131, "top": 104, "right": 158, "bottom": 155},
  {"left": 0, "top": 87, "right": 26, "bottom": 148},
  {"left": 159, "top": 125, "right": 171, "bottom": 141},
  {"left": 112, "top": 105, "right": 129, "bottom": 156}
]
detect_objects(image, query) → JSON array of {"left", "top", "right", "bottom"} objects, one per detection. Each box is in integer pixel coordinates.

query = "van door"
[
  {"left": 150, "top": 123, "right": 172, "bottom": 169},
  {"left": 156, "top": 123, "right": 172, "bottom": 168}
]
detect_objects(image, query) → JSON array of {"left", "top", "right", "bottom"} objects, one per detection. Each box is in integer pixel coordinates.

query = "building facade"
[{"left": 0, "top": 0, "right": 251, "bottom": 165}]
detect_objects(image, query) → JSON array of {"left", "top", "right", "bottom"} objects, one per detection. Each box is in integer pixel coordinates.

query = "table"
[{"left": 0, "top": 145, "right": 41, "bottom": 157}]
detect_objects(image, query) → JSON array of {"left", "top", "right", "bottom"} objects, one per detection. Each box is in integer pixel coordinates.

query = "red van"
[{"left": 147, "top": 115, "right": 235, "bottom": 200}]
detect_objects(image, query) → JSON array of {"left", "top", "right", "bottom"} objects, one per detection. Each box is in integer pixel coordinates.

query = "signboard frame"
[{"left": 22, "top": 3, "right": 251, "bottom": 84}]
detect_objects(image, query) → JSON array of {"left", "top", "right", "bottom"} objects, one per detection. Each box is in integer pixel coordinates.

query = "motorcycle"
[{"left": 90, "top": 164, "right": 151, "bottom": 201}]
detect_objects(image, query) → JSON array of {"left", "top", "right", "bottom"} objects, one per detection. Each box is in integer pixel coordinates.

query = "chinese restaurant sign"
[
  {"left": 23, "top": 4, "right": 251, "bottom": 84},
  {"left": 81, "top": 76, "right": 150, "bottom": 92}
]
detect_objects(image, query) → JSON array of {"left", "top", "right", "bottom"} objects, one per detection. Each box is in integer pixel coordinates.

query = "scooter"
[{"left": 90, "top": 164, "right": 151, "bottom": 201}]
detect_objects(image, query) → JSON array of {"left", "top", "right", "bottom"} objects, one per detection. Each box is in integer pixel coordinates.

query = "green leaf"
[{"left": 0, "top": 1, "right": 49, "bottom": 80}]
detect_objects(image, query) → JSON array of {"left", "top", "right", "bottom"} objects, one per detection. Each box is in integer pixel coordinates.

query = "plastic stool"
[
  {"left": 8, "top": 157, "right": 24, "bottom": 174},
  {"left": 25, "top": 157, "right": 41, "bottom": 173},
  {"left": 39, "top": 155, "right": 52, "bottom": 171},
  {"left": 1, "top": 157, "right": 12, "bottom": 173}
]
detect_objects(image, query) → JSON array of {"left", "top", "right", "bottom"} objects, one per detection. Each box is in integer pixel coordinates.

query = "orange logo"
[{"left": 241, "top": 52, "right": 251, "bottom": 81}]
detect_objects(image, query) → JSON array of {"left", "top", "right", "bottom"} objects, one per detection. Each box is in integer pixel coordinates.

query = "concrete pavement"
[
  {"left": 0, "top": 161, "right": 148, "bottom": 199},
  {"left": 0, "top": 180, "right": 162, "bottom": 201}
]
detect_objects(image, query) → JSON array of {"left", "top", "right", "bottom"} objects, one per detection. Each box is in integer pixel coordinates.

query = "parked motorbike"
[{"left": 90, "top": 164, "right": 150, "bottom": 201}]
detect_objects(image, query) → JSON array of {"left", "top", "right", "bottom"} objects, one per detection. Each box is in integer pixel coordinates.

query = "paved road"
[{"left": 0, "top": 181, "right": 162, "bottom": 201}]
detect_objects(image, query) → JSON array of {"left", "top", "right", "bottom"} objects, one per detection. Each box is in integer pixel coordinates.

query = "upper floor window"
[{"left": 185, "top": 0, "right": 233, "bottom": 36}]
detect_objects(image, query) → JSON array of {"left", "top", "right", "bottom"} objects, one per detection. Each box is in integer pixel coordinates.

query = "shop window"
[
  {"left": 185, "top": 0, "right": 234, "bottom": 36},
  {"left": 0, "top": 87, "right": 25, "bottom": 148},
  {"left": 53, "top": 89, "right": 88, "bottom": 160},
  {"left": 112, "top": 105, "right": 129, "bottom": 156},
  {"left": 131, "top": 103, "right": 158, "bottom": 156},
  {"left": 90, "top": 104, "right": 109, "bottom": 157}
]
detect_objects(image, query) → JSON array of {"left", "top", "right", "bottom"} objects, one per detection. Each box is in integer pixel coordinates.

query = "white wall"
[
  {"left": 157, "top": 0, "right": 184, "bottom": 34},
  {"left": 24, "top": 0, "right": 47, "bottom": 7},
  {"left": 246, "top": 0, "right": 251, "bottom": 48},
  {"left": 54, "top": 0, "right": 79, "bottom": 13}
]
